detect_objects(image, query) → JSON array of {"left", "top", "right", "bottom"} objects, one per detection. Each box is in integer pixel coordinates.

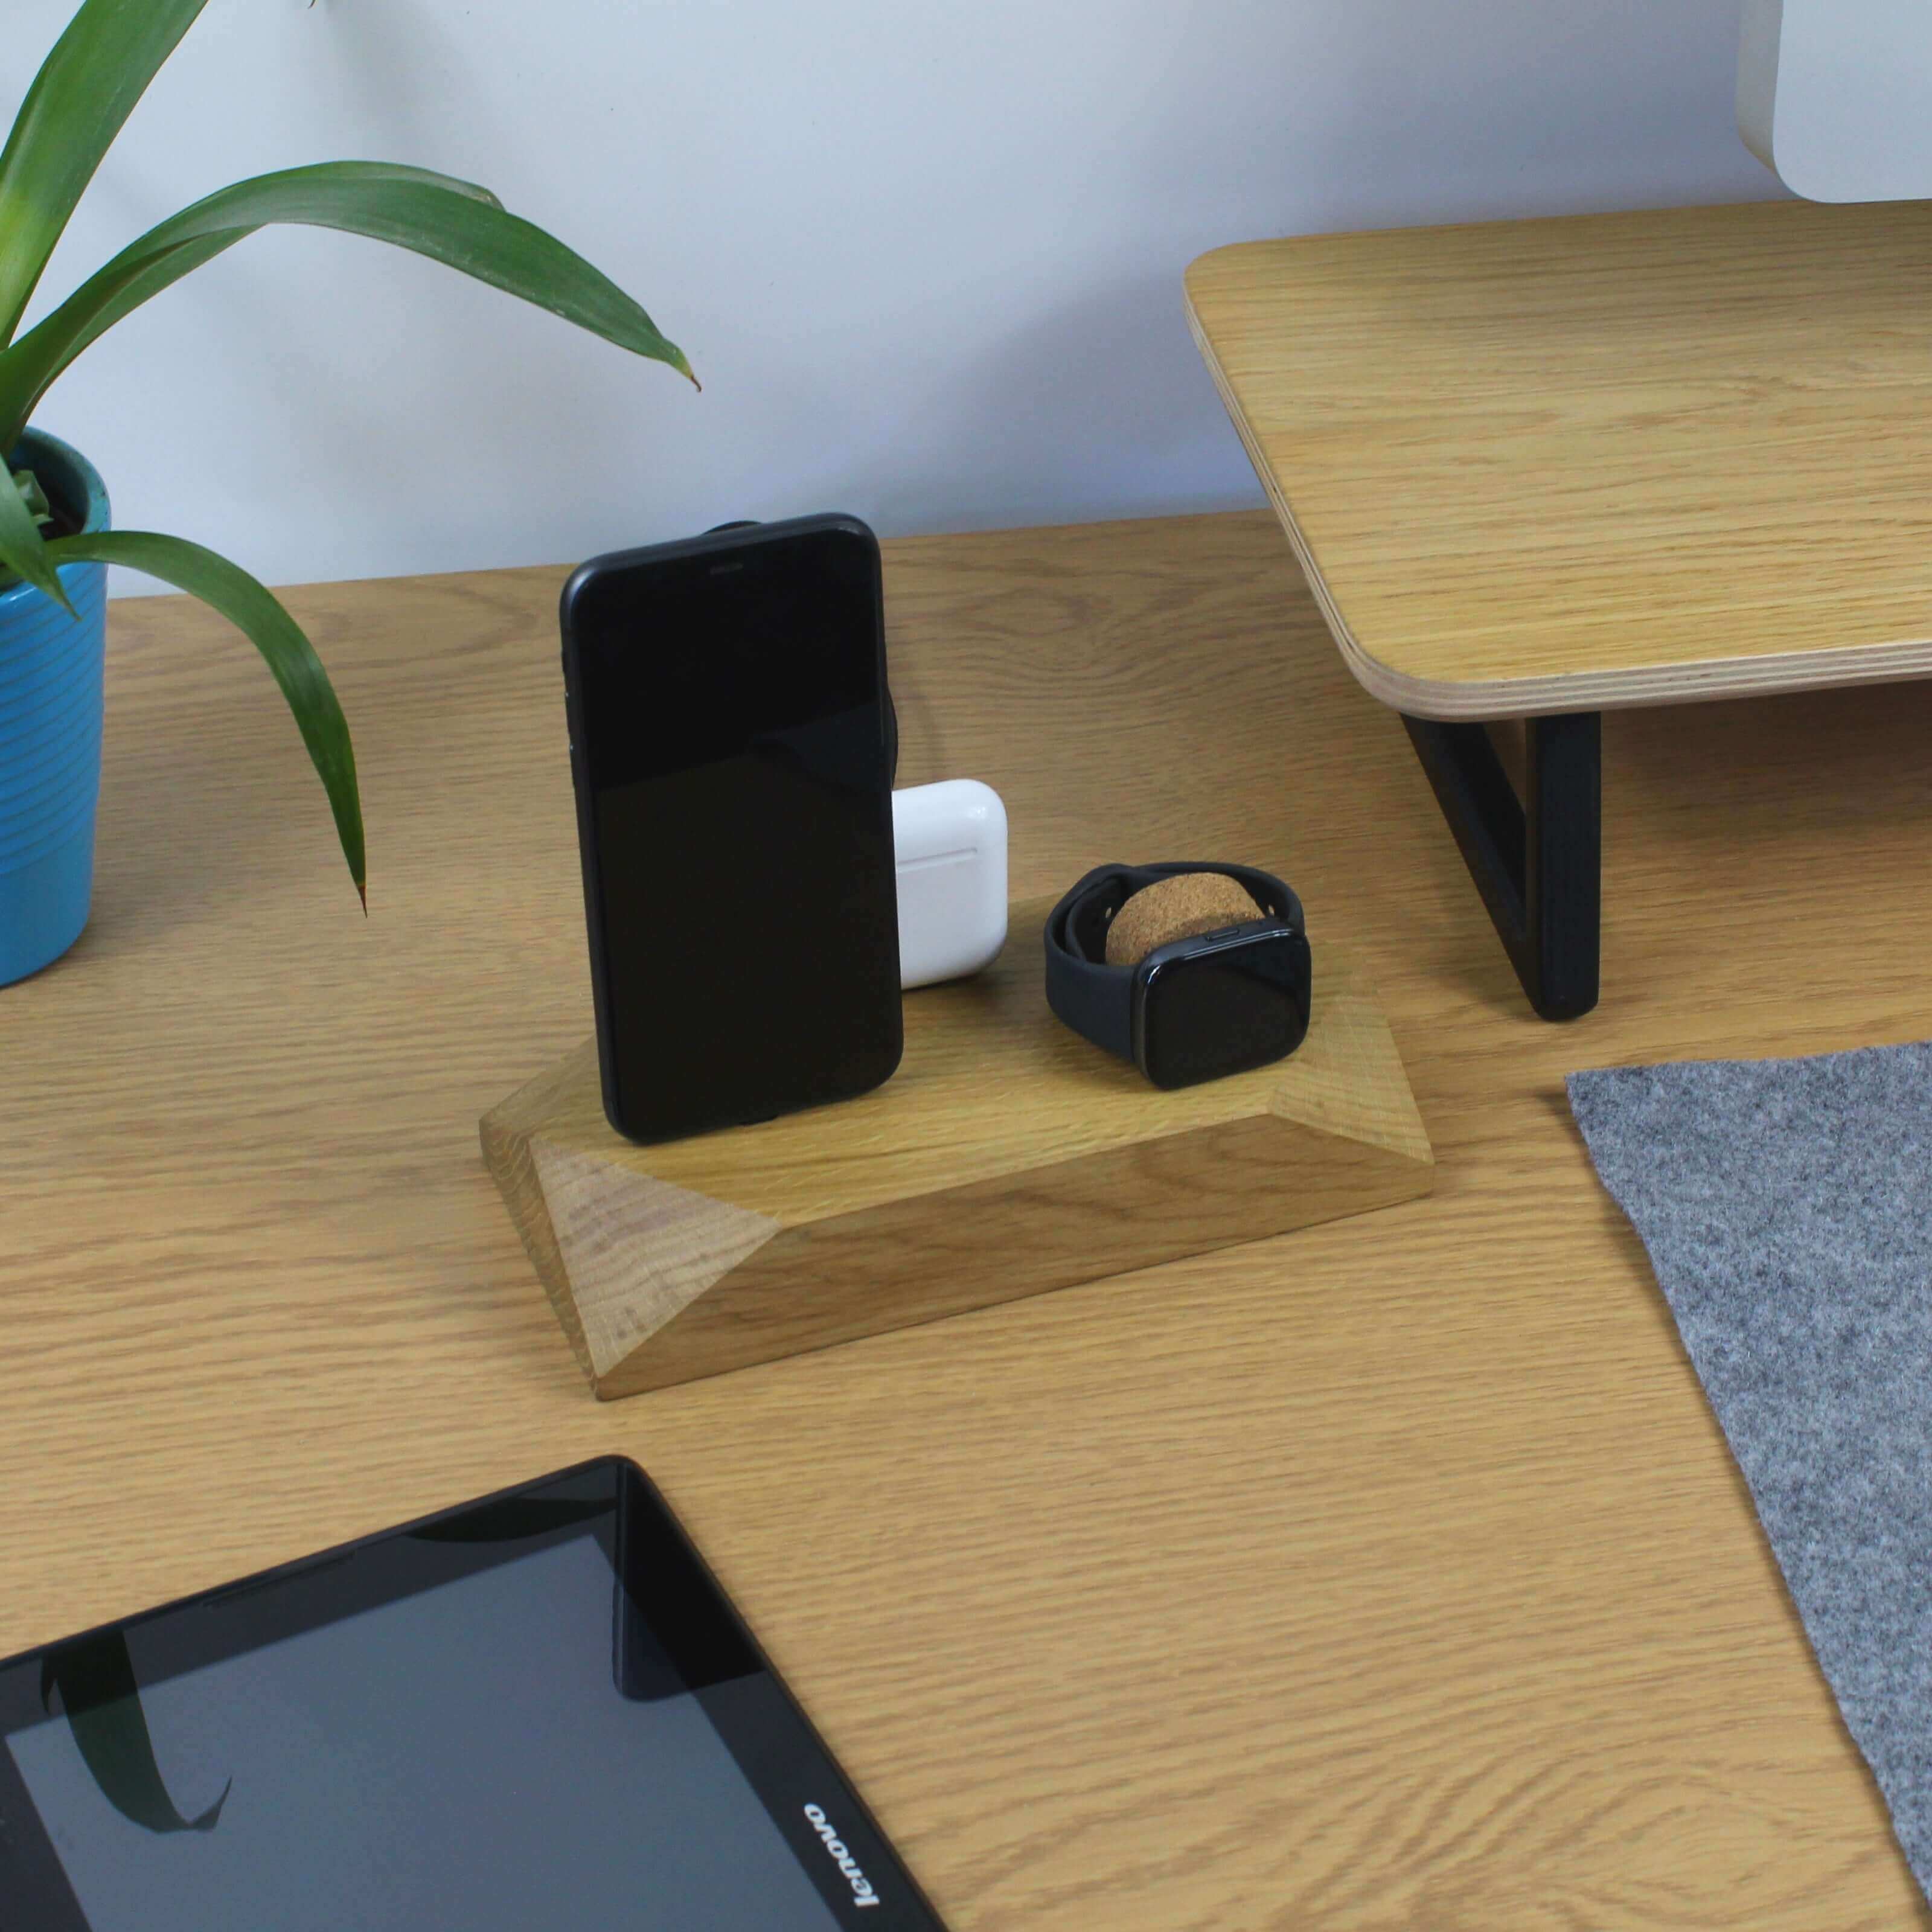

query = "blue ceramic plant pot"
[{"left": 0, "top": 429, "right": 110, "bottom": 987}]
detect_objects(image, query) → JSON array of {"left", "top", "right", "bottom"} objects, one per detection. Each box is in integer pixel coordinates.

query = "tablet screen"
[{"left": 0, "top": 1463, "right": 939, "bottom": 1931}]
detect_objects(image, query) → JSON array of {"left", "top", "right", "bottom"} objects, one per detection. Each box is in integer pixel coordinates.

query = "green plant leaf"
[
  {"left": 46, "top": 529, "right": 365, "bottom": 906},
  {"left": 0, "top": 162, "right": 693, "bottom": 443},
  {"left": 42, "top": 1634, "right": 229, "bottom": 1835},
  {"left": 0, "top": 441, "right": 73, "bottom": 613},
  {"left": 0, "top": 0, "right": 210, "bottom": 344},
  {"left": 0, "top": 162, "right": 506, "bottom": 444},
  {"left": 11, "top": 466, "right": 52, "bottom": 526}
]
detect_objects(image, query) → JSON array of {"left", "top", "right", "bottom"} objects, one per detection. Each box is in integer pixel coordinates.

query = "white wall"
[{"left": 10, "top": 0, "right": 1778, "bottom": 593}]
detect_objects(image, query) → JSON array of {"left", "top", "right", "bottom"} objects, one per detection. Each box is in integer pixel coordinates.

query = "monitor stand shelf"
[{"left": 481, "top": 899, "right": 1434, "bottom": 1399}]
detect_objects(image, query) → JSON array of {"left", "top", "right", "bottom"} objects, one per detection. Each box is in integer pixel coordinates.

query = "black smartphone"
[{"left": 561, "top": 515, "right": 903, "bottom": 1143}]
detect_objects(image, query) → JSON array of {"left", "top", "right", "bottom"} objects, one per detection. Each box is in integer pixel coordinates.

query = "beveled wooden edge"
[
  {"left": 1271, "top": 952, "right": 1433, "bottom": 1170},
  {"left": 1183, "top": 257, "right": 1932, "bottom": 723},
  {"left": 478, "top": 1071, "right": 597, "bottom": 1384},
  {"left": 481, "top": 944, "right": 1435, "bottom": 1400},
  {"left": 589, "top": 1108, "right": 1437, "bottom": 1400},
  {"left": 531, "top": 1140, "right": 784, "bottom": 1379}
]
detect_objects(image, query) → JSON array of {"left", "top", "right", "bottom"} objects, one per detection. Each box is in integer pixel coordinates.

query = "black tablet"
[{"left": 0, "top": 1459, "right": 947, "bottom": 1931}]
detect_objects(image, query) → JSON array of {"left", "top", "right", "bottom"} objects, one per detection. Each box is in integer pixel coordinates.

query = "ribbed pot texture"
[{"left": 0, "top": 428, "right": 110, "bottom": 987}]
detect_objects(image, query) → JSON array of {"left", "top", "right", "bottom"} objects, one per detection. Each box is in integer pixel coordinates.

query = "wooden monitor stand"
[{"left": 1187, "top": 198, "right": 1932, "bottom": 1016}]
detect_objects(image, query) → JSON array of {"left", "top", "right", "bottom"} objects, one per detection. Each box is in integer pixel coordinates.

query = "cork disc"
[{"left": 1104, "top": 872, "right": 1262, "bottom": 965}]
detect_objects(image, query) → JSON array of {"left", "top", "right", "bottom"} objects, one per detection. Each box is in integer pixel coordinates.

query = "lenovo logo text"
[{"left": 803, "top": 1803, "right": 881, "bottom": 1909}]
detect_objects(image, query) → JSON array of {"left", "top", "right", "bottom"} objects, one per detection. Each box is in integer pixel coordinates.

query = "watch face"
[{"left": 1136, "top": 929, "right": 1311, "bottom": 1090}]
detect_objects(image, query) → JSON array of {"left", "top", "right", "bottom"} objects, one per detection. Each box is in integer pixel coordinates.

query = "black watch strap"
[{"left": 1043, "top": 862, "right": 1302, "bottom": 1065}]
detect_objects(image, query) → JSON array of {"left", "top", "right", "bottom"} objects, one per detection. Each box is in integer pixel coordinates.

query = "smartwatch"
[{"left": 1044, "top": 862, "right": 1313, "bottom": 1089}]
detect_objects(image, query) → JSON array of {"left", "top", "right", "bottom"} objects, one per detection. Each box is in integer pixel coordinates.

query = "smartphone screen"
[{"left": 562, "top": 518, "right": 902, "bottom": 1142}]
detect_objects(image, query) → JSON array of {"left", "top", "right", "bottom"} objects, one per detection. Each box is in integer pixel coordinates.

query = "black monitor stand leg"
[{"left": 1401, "top": 711, "right": 1601, "bottom": 1021}]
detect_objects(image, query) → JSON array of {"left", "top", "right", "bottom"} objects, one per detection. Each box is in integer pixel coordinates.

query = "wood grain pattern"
[
  {"left": 1186, "top": 199, "right": 1932, "bottom": 718},
  {"left": 482, "top": 913, "right": 1431, "bottom": 1396},
  {"left": 4, "top": 510, "right": 1931, "bottom": 1928}
]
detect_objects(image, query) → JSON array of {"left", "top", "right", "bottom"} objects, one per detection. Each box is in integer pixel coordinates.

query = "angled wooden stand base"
[{"left": 482, "top": 900, "right": 1434, "bottom": 1399}]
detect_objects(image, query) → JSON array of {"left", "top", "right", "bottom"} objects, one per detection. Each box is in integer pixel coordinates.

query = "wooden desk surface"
[
  {"left": 5, "top": 510, "right": 1931, "bottom": 1929},
  {"left": 1186, "top": 200, "right": 1932, "bottom": 720}
]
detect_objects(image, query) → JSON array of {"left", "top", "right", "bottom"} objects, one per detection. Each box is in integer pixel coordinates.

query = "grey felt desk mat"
[{"left": 1568, "top": 1043, "right": 1932, "bottom": 1898}]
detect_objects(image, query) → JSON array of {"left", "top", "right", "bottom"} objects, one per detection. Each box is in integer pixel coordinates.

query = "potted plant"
[{"left": 0, "top": 0, "right": 694, "bottom": 985}]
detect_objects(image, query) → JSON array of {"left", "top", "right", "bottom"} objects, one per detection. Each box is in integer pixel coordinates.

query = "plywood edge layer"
[
  {"left": 1183, "top": 292, "right": 1384, "bottom": 705},
  {"left": 1186, "top": 277, "right": 1932, "bottom": 724},
  {"left": 1329, "top": 632, "right": 1932, "bottom": 722}
]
